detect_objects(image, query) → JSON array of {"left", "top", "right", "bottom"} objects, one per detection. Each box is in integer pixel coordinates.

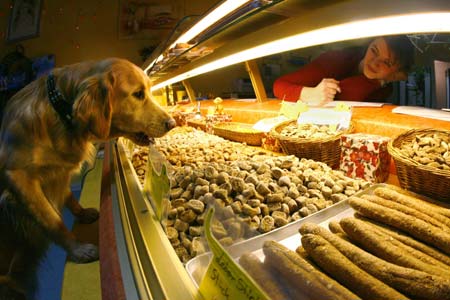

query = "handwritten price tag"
[
  {"left": 143, "top": 146, "right": 170, "bottom": 221},
  {"left": 334, "top": 102, "right": 351, "bottom": 112},
  {"left": 199, "top": 208, "right": 269, "bottom": 300},
  {"left": 279, "top": 100, "right": 308, "bottom": 119}
]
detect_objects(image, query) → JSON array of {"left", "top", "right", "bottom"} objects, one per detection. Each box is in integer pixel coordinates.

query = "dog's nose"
[{"left": 165, "top": 118, "right": 176, "bottom": 131}]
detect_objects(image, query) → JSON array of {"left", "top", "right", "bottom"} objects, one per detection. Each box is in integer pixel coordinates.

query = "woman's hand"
[{"left": 299, "top": 78, "right": 341, "bottom": 106}]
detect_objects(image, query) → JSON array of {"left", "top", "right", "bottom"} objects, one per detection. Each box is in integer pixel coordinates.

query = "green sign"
[
  {"left": 279, "top": 100, "right": 309, "bottom": 120},
  {"left": 199, "top": 208, "right": 269, "bottom": 300},
  {"left": 143, "top": 146, "right": 170, "bottom": 221}
]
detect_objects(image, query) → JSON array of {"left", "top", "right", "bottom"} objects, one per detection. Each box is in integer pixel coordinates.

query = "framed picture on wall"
[
  {"left": 118, "top": 0, "right": 181, "bottom": 41},
  {"left": 6, "top": 0, "right": 42, "bottom": 42}
]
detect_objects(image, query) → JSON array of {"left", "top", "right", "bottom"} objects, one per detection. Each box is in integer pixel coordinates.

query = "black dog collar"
[{"left": 46, "top": 73, "right": 73, "bottom": 129}]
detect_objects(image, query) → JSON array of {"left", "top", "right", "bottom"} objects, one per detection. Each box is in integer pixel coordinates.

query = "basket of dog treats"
[
  {"left": 212, "top": 122, "right": 265, "bottom": 146},
  {"left": 271, "top": 120, "right": 353, "bottom": 168},
  {"left": 186, "top": 117, "right": 207, "bottom": 131},
  {"left": 388, "top": 128, "right": 450, "bottom": 202}
]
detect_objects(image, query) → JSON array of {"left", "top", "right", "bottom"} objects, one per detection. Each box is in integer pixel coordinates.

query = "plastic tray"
[{"left": 185, "top": 194, "right": 355, "bottom": 286}]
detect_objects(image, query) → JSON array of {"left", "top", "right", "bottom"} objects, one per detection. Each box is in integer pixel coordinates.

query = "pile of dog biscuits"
[{"left": 130, "top": 127, "right": 370, "bottom": 263}]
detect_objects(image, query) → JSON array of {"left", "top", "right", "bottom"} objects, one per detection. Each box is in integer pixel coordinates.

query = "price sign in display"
[
  {"left": 143, "top": 146, "right": 170, "bottom": 221},
  {"left": 279, "top": 100, "right": 309, "bottom": 120},
  {"left": 334, "top": 102, "right": 351, "bottom": 112},
  {"left": 199, "top": 208, "right": 270, "bottom": 300}
]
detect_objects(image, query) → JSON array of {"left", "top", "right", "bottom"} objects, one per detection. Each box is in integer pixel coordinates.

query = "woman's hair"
[{"left": 384, "top": 35, "right": 415, "bottom": 72}]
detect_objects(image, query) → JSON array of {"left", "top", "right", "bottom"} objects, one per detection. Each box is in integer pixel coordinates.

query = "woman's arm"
[
  {"left": 300, "top": 78, "right": 341, "bottom": 106},
  {"left": 273, "top": 48, "right": 359, "bottom": 103}
]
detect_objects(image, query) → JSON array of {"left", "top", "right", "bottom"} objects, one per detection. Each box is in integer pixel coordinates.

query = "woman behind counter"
[{"left": 273, "top": 35, "right": 414, "bottom": 106}]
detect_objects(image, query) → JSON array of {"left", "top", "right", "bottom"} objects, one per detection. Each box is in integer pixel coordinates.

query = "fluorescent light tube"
[
  {"left": 144, "top": 0, "right": 251, "bottom": 73},
  {"left": 151, "top": 12, "right": 450, "bottom": 91}
]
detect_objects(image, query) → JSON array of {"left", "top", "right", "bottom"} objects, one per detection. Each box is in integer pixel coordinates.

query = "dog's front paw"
[
  {"left": 76, "top": 207, "right": 99, "bottom": 224},
  {"left": 67, "top": 242, "right": 99, "bottom": 263}
]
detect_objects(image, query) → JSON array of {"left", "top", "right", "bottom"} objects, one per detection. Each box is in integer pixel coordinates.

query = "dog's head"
[{"left": 72, "top": 58, "right": 175, "bottom": 145}]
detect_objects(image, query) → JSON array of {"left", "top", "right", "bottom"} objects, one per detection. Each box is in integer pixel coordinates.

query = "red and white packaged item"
[
  {"left": 205, "top": 114, "right": 232, "bottom": 133},
  {"left": 340, "top": 133, "right": 391, "bottom": 183}
]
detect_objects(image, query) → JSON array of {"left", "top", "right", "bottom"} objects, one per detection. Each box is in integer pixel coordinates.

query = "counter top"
[
  {"left": 176, "top": 99, "right": 450, "bottom": 180},
  {"left": 183, "top": 99, "right": 450, "bottom": 138}
]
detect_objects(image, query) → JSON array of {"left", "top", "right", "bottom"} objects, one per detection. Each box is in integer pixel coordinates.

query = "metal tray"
[
  {"left": 185, "top": 186, "right": 363, "bottom": 286},
  {"left": 185, "top": 182, "right": 443, "bottom": 287}
]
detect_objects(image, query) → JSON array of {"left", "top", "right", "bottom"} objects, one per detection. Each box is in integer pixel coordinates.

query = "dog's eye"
[{"left": 133, "top": 90, "right": 145, "bottom": 100}]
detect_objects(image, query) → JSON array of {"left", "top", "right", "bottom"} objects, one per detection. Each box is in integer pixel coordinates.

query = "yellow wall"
[{"left": 0, "top": 0, "right": 211, "bottom": 67}]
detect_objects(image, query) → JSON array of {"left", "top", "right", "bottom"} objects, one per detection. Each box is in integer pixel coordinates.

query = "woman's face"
[{"left": 362, "top": 37, "right": 400, "bottom": 80}]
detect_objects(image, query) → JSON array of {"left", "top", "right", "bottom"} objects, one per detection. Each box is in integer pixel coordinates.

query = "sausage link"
[
  {"left": 301, "top": 233, "right": 409, "bottom": 300},
  {"left": 354, "top": 214, "right": 450, "bottom": 266},
  {"left": 374, "top": 187, "right": 450, "bottom": 219},
  {"left": 340, "top": 217, "right": 450, "bottom": 277},
  {"left": 263, "top": 240, "right": 360, "bottom": 300},
  {"left": 348, "top": 196, "right": 450, "bottom": 255},
  {"left": 300, "top": 222, "right": 450, "bottom": 299},
  {"left": 328, "top": 220, "right": 345, "bottom": 234},
  {"left": 239, "top": 252, "right": 291, "bottom": 300},
  {"left": 362, "top": 194, "right": 450, "bottom": 231}
]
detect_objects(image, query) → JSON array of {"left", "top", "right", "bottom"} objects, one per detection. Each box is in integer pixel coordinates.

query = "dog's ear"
[{"left": 73, "top": 72, "right": 114, "bottom": 139}]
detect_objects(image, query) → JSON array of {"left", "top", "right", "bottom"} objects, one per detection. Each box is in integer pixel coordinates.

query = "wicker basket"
[
  {"left": 270, "top": 120, "right": 353, "bottom": 167},
  {"left": 187, "top": 118, "right": 207, "bottom": 131},
  {"left": 212, "top": 122, "right": 265, "bottom": 146},
  {"left": 388, "top": 128, "right": 450, "bottom": 202}
]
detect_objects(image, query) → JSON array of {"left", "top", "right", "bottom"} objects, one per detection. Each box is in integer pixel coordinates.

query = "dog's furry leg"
[
  {"left": 6, "top": 170, "right": 99, "bottom": 263},
  {"left": 65, "top": 192, "right": 99, "bottom": 224}
]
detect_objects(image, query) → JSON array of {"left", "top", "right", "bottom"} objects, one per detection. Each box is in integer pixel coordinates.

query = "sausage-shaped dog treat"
[
  {"left": 301, "top": 234, "right": 409, "bottom": 300},
  {"left": 262, "top": 240, "right": 361, "bottom": 300},
  {"left": 295, "top": 245, "right": 309, "bottom": 259},
  {"left": 328, "top": 220, "right": 345, "bottom": 234},
  {"left": 300, "top": 222, "right": 450, "bottom": 299},
  {"left": 374, "top": 187, "right": 450, "bottom": 219},
  {"left": 348, "top": 196, "right": 450, "bottom": 255},
  {"left": 340, "top": 217, "right": 450, "bottom": 277},
  {"left": 239, "top": 252, "right": 291, "bottom": 300},
  {"left": 355, "top": 214, "right": 450, "bottom": 266},
  {"left": 362, "top": 194, "right": 450, "bottom": 231}
]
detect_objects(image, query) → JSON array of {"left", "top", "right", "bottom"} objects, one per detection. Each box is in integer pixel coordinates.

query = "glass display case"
[{"left": 102, "top": 1, "right": 450, "bottom": 300}]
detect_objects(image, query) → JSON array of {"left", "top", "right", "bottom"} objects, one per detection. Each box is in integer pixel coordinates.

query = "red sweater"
[{"left": 273, "top": 47, "right": 392, "bottom": 102}]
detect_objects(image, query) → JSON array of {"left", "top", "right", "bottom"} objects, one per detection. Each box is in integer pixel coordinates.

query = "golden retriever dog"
[{"left": 0, "top": 58, "right": 175, "bottom": 299}]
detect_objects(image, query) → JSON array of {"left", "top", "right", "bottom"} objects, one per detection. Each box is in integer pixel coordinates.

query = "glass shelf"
[{"left": 146, "top": 0, "right": 450, "bottom": 91}]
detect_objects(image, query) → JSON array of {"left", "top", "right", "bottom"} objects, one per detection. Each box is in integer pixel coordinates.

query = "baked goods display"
[
  {"left": 212, "top": 122, "right": 265, "bottom": 146},
  {"left": 279, "top": 123, "right": 342, "bottom": 139},
  {"left": 238, "top": 186, "right": 450, "bottom": 300},
  {"left": 398, "top": 131, "right": 450, "bottom": 170},
  {"left": 388, "top": 128, "right": 450, "bottom": 202},
  {"left": 129, "top": 126, "right": 370, "bottom": 263},
  {"left": 270, "top": 120, "right": 352, "bottom": 168},
  {"left": 125, "top": 119, "right": 450, "bottom": 298}
]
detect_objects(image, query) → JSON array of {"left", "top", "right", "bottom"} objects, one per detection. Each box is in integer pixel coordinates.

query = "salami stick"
[
  {"left": 374, "top": 187, "right": 450, "bottom": 219},
  {"left": 362, "top": 194, "right": 450, "bottom": 231},
  {"left": 262, "top": 241, "right": 360, "bottom": 300},
  {"left": 328, "top": 220, "right": 345, "bottom": 234},
  {"left": 295, "top": 245, "right": 309, "bottom": 259},
  {"left": 348, "top": 196, "right": 450, "bottom": 255},
  {"left": 355, "top": 214, "right": 450, "bottom": 266},
  {"left": 340, "top": 217, "right": 450, "bottom": 277},
  {"left": 300, "top": 222, "right": 450, "bottom": 300},
  {"left": 301, "top": 233, "right": 409, "bottom": 300},
  {"left": 239, "top": 252, "right": 290, "bottom": 300}
]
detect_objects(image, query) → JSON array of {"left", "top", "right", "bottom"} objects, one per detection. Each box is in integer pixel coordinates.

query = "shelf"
[
  {"left": 145, "top": 0, "right": 285, "bottom": 80},
  {"left": 146, "top": 0, "right": 450, "bottom": 89}
]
